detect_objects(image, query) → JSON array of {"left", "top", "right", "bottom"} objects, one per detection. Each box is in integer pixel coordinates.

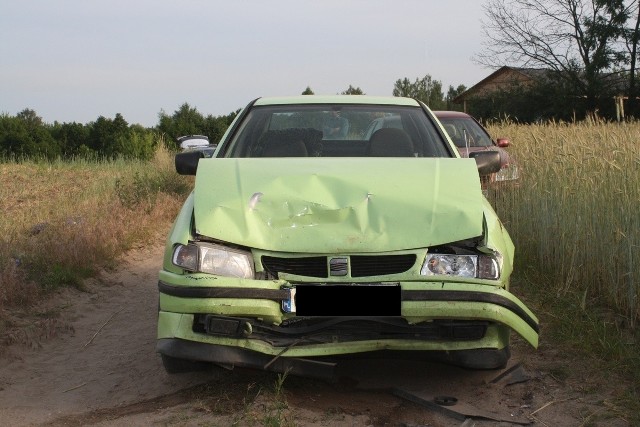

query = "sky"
[{"left": 1, "top": 1, "right": 492, "bottom": 127}]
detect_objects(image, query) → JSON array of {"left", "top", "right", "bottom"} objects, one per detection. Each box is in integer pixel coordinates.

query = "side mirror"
[
  {"left": 496, "top": 138, "right": 510, "bottom": 148},
  {"left": 175, "top": 150, "right": 204, "bottom": 175},
  {"left": 470, "top": 151, "right": 501, "bottom": 176}
]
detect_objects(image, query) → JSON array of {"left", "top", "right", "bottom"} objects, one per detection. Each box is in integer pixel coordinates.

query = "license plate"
[{"left": 281, "top": 284, "right": 401, "bottom": 316}]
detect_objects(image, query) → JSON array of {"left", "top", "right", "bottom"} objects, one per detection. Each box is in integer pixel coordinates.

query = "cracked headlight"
[
  {"left": 421, "top": 253, "right": 500, "bottom": 280},
  {"left": 172, "top": 243, "right": 254, "bottom": 278}
]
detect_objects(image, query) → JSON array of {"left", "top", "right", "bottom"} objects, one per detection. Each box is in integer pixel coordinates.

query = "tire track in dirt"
[{"left": 0, "top": 244, "right": 220, "bottom": 426}]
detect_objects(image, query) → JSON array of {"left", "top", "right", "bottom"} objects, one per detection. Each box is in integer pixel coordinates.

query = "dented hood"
[{"left": 193, "top": 158, "right": 484, "bottom": 253}]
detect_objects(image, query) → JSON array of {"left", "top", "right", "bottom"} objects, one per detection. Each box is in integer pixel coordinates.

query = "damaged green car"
[{"left": 157, "top": 96, "right": 538, "bottom": 378}]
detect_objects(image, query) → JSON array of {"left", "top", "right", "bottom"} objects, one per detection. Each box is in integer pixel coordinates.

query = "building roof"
[
  {"left": 453, "top": 66, "right": 549, "bottom": 104},
  {"left": 454, "top": 66, "right": 629, "bottom": 105}
]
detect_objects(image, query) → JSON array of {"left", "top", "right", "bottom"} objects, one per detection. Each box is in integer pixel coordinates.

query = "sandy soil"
[{"left": 0, "top": 243, "right": 631, "bottom": 426}]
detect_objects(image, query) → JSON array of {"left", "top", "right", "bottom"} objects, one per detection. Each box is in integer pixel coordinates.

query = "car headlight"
[
  {"left": 421, "top": 253, "right": 500, "bottom": 280},
  {"left": 172, "top": 243, "right": 254, "bottom": 278}
]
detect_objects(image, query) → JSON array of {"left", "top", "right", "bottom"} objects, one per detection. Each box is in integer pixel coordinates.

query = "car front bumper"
[{"left": 157, "top": 271, "right": 538, "bottom": 367}]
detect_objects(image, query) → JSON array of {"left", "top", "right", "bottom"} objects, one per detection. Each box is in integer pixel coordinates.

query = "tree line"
[
  {"left": 1, "top": 79, "right": 465, "bottom": 160},
  {"left": 0, "top": 104, "right": 239, "bottom": 160}
]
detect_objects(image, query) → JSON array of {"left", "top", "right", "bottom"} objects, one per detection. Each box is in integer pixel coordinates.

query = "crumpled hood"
[{"left": 193, "top": 158, "right": 484, "bottom": 253}]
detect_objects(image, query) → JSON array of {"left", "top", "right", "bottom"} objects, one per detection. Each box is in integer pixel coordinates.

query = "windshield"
[
  {"left": 438, "top": 117, "right": 494, "bottom": 148},
  {"left": 223, "top": 104, "right": 451, "bottom": 158}
]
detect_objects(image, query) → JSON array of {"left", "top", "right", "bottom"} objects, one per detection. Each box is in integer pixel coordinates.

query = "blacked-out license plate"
[{"left": 283, "top": 284, "right": 401, "bottom": 316}]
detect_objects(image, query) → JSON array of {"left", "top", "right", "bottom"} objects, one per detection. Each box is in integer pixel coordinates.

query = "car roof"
[
  {"left": 177, "top": 135, "right": 209, "bottom": 141},
  {"left": 432, "top": 110, "right": 472, "bottom": 118},
  {"left": 254, "top": 95, "right": 420, "bottom": 107}
]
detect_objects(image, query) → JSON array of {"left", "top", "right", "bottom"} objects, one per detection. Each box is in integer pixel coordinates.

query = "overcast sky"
[{"left": 1, "top": 1, "right": 492, "bottom": 127}]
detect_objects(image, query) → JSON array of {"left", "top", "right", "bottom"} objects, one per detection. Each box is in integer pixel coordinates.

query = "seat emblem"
[{"left": 329, "top": 257, "right": 348, "bottom": 276}]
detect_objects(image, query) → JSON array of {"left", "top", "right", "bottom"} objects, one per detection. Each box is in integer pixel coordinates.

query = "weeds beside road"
[{"left": 0, "top": 145, "right": 190, "bottom": 312}]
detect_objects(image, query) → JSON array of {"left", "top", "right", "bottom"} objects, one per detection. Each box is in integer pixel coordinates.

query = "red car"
[{"left": 434, "top": 111, "right": 519, "bottom": 184}]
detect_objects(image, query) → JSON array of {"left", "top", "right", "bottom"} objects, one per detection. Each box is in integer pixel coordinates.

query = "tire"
[{"left": 161, "top": 353, "right": 211, "bottom": 374}]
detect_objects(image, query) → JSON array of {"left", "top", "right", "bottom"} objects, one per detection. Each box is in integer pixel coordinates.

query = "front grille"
[
  {"left": 262, "top": 256, "right": 328, "bottom": 278},
  {"left": 261, "top": 254, "right": 417, "bottom": 278},
  {"left": 351, "top": 254, "right": 416, "bottom": 277}
]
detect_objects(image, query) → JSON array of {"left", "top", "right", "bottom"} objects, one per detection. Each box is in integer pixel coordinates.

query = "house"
[
  {"left": 453, "top": 66, "right": 548, "bottom": 112},
  {"left": 454, "top": 66, "right": 629, "bottom": 120}
]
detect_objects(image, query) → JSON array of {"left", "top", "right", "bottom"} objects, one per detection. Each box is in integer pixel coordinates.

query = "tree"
[
  {"left": 301, "top": 86, "right": 315, "bottom": 95},
  {"left": 88, "top": 113, "right": 131, "bottom": 158},
  {"left": 7, "top": 109, "right": 60, "bottom": 158},
  {"left": 50, "top": 121, "right": 91, "bottom": 157},
  {"left": 16, "top": 108, "right": 44, "bottom": 128},
  {"left": 157, "top": 103, "right": 239, "bottom": 149},
  {"left": 341, "top": 85, "right": 364, "bottom": 95},
  {"left": 477, "top": 0, "right": 631, "bottom": 113},
  {"left": 0, "top": 114, "right": 35, "bottom": 158},
  {"left": 157, "top": 103, "right": 206, "bottom": 145},
  {"left": 116, "top": 124, "right": 155, "bottom": 160},
  {"left": 392, "top": 75, "right": 445, "bottom": 109},
  {"left": 203, "top": 110, "right": 239, "bottom": 144},
  {"left": 446, "top": 85, "right": 467, "bottom": 110}
]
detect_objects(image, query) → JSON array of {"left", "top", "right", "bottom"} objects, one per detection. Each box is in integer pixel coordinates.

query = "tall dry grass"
[
  {"left": 0, "top": 144, "right": 192, "bottom": 312},
  {"left": 487, "top": 119, "right": 640, "bottom": 327}
]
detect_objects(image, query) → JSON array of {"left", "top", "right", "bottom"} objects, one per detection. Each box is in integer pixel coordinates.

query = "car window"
[
  {"left": 224, "top": 105, "right": 451, "bottom": 158},
  {"left": 438, "top": 117, "right": 494, "bottom": 148}
]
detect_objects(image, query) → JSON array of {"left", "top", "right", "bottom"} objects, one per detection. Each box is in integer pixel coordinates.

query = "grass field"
[
  {"left": 486, "top": 120, "right": 640, "bottom": 397},
  {"left": 0, "top": 145, "right": 192, "bottom": 309},
  {"left": 487, "top": 119, "right": 639, "bottom": 322},
  {"left": 1, "top": 123, "right": 638, "bottom": 414}
]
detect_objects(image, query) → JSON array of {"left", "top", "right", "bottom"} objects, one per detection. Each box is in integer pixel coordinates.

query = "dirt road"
[{"left": 0, "top": 244, "right": 628, "bottom": 426}]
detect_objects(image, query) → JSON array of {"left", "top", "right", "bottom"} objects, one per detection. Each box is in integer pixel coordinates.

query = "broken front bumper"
[{"left": 157, "top": 271, "right": 539, "bottom": 363}]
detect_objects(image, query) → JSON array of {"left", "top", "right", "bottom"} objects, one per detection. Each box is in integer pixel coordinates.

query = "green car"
[{"left": 157, "top": 96, "right": 538, "bottom": 378}]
